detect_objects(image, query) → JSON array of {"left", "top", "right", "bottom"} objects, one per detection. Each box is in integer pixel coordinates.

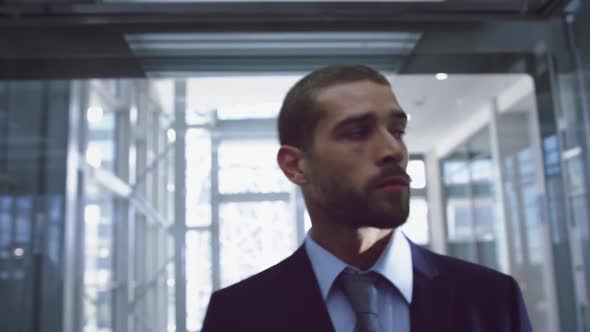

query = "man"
[{"left": 202, "top": 65, "right": 532, "bottom": 332}]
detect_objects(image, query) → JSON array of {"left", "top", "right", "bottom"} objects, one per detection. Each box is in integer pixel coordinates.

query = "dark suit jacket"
[{"left": 202, "top": 240, "right": 532, "bottom": 332}]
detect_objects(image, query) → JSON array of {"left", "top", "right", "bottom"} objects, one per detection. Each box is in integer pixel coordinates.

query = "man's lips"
[{"left": 375, "top": 176, "right": 410, "bottom": 191}]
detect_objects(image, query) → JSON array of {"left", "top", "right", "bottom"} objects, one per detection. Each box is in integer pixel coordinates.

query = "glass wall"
[
  {"left": 65, "top": 79, "right": 176, "bottom": 332},
  {"left": 442, "top": 126, "right": 501, "bottom": 271},
  {"left": 1, "top": 1, "right": 590, "bottom": 332},
  {"left": 0, "top": 80, "right": 70, "bottom": 332}
]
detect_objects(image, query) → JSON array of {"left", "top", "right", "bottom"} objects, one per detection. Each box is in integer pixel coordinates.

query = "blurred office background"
[{"left": 0, "top": 0, "right": 589, "bottom": 331}]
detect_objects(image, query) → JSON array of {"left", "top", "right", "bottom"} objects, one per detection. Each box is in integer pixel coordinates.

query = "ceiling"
[
  {"left": 391, "top": 74, "right": 533, "bottom": 154},
  {"left": 182, "top": 73, "right": 534, "bottom": 154}
]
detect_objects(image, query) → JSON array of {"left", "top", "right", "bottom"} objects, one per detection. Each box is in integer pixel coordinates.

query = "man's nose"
[{"left": 376, "top": 130, "right": 406, "bottom": 167}]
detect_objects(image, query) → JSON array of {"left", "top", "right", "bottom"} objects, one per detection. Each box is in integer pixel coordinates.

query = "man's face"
[{"left": 303, "top": 80, "right": 410, "bottom": 229}]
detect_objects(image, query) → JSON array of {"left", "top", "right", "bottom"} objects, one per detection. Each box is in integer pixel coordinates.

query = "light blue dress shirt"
[{"left": 304, "top": 229, "right": 413, "bottom": 332}]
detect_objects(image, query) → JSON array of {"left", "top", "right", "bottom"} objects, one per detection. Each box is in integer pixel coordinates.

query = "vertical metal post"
[
  {"left": 425, "top": 150, "right": 447, "bottom": 255},
  {"left": 62, "top": 81, "right": 88, "bottom": 332},
  {"left": 211, "top": 111, "right": 221, "bottom": 292},
  {"left": 127, "top": 82, "right": 139, "bottom": 332},
  {"left": 488, "top": 100, "right": 512, "bottom": 275},
  {"left": 173, "top": 80, "right": 187, "bottom": 332},
  {"left": 113, "top": 83, "right": 131, "bottom": 332}
]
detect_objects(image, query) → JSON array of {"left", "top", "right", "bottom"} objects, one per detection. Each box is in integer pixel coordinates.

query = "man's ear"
[{"left": 277, "top": 145, "right": 308, "bottom": 186}]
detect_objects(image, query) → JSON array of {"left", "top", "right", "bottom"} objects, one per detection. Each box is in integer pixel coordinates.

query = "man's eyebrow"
[
  {"left": 333, "top": 113, "right": 376, "bottom": 131},
  {"left": 334, "top": 110, "right": 408, "bottom": 131}
]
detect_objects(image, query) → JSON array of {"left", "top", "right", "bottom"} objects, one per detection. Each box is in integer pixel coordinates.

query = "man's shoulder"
[{"left": 417, "top": 245, "right": 517, "bottom": 286}]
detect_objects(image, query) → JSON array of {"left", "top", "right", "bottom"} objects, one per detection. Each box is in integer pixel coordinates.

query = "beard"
[{"left": 306, "top": 165, "right": 410, "bottom": 229}]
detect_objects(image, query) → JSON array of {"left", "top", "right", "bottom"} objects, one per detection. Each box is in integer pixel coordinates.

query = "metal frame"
[
  {"left": 173, "top": 79, "right": 187, "bottom": 332},
  {"left": 62, "top": 80, "right": 87, "bottom": 332},
  {"left": 0, "top": 0, "right": 570, "bottom": 25}
]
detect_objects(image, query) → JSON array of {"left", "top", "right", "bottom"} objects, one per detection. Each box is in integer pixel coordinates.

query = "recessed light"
[
  {"left": 87, "top": 106, "right": 104, "bottom": 123},
  {"left": 435, "top": 73, "right": 448, "bottom": 81}
]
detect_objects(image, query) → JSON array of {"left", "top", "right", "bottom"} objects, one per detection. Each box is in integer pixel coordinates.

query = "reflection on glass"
[
  {"left": 186, "top": 231, "right": 212, "bottom": 332},
  {"left": 218, "top": 140, "right": 290, "bottom": 194},
  {"left": 15, "top": 196, "right": 32, "bottom": 243},
  {"left": 401, "top": 198, "right": 429, "bottom": 245},
  {"left": 219, "top": 201, "right": 295, "bottom": 288},
  {"left": 185, "top": 129, "right": 212, "bottom": 227},
  {"left": 0, "top": 196, "right": 11, "bottom": 255},
  {"left": 443, "top": 160, "right": 470, "bottom": 185},
  {"left": 443, "top": 127, "right": 501, "bottom": 271},
  {"left": 407, "top": 160, "right": 426, "bottom": 189},
  {"left": 83, "top": 182, "right": 114, "bottom": 332},
  {"left": 186, "top": 76, "right": 299, "bottom": 123},
  {"left": 86, "top": 99, "right": 115, "bottom": 172},
  {"left": 167, "top": 262, "right": 176, "bottom": 332}
]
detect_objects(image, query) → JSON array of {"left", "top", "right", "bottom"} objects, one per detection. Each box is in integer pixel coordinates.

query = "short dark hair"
[{"left": 277, "top": 64, "right": 390, "bottom": 151}]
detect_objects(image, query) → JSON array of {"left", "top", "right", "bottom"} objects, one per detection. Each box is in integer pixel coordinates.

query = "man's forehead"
[
  {"left": 317, "top": 79, "right": 395, "bottom": 98},
  {"left": 316, "top": 85, "right": 403, "bottom": 120}
]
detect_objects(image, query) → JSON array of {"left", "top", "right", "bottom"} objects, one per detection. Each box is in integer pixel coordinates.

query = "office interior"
[{"left": 0, "top": 0, "right": 589, "bottom": 331}]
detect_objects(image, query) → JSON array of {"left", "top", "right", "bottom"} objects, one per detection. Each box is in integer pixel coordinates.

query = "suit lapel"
[
  {"left": 409, "top": 242, "right": 454, "bottom": 332},
  {"left": 279, "top": 245, "right": 335, "bottom": 332}
]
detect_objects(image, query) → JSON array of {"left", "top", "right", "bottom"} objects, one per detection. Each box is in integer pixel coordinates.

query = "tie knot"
[{"left": 339, "top": 268, "right": 379, "bottom": 314}]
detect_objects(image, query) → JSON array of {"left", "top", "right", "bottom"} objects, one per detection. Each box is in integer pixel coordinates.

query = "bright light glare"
[
  {"left": 408, "top": 160, "right": 426, "bottom": 189},
  {"left": 85, "top": 205, "right": 101, "bottom": 225},
  {"left": 86, "top": 146, "right": 102, "bottom": 168},
  {"left": 87, "top": 106, "right": 104, "bottom": 123},
  {"left": 435, "top": 73, "right": 448, "bottom": 81},
  {"left": 13, "top": 248, "right": 24, "bottom": 257},
  {"left": 99, "top": 248, "right": 110, "bottom": 258},
  {"left": 130, "top": 106, "right": 138, "bottom": 124},
  {"left": 167, "top": 128, "right": 176, "bottom": 143},
  {"left": 401, "top": 198, "right": 429, "bottom": 245},
  {"left": 167, "top": 183, "right": 175, "bottom": 192}
]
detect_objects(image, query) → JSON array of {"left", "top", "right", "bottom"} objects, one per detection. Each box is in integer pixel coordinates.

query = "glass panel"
[
  {"left": 401, "top": 197, "right": 429, "bottom": 245},
  {"left": 218, "top": 140, "right": 290, "bottom": 194},
  {"left": 0, "top": 196, "right": 11, "bottom": 258},
  {"left": 185, "top": 129, "right": 212, "bottom": 227},
  {"left": 407, "top": 159, "right": 426, "bottom": 189},
  {"left": 86, "top": 84, "right": 116, "bottom": 172},
  {"left": 186, "top": 76, "right": 299, "bottom": 123},
  {"left": 496, "top": 112, "right": 559, "bottom": 332},
  {"left": 185, "top": 230, "right": 212, "bottom": 332},
  {"left": 443, "top": 127, "right": 501, "bottom": 270},
  {"left": 167, "top": 262, "right": 176, "bottom": 332},
  {"left": 83, "top": 181, "right": 114, "bottom": 332},
  {"left": 219, "top": 201, "right": 296, "bottom": 288}
]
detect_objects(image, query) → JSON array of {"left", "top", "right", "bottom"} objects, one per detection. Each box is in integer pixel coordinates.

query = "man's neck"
[{"left": 310, "top": 223, "right": 394, "bottom": 270}]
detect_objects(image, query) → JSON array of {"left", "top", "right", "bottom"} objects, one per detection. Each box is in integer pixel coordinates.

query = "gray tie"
[{"left": 339, "top": 269, "right": 383, "bottom": 332}]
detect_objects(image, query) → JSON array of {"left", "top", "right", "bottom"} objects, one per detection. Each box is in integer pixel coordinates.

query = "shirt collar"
[{"left": 304, "top": 228, "right": 413, "bottom": 304}]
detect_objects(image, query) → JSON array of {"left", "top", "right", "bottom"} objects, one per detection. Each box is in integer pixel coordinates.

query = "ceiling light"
[
  {"left": 85, "top": 205, "right": 101, "bottom": 225},
  {"left": 87, "top": 106, "right": 104, "bottom": 123},
  {"left": 435, "top": 73, "right": 448, "bottom": 81},
  {"left": 86, "top": 146, "right": 103, "bottom": 168},
  {"left": 13, "top": 248, "right": 24, "bottom": 257},
  {"left": 99, "top": 248, "right": 110, "bottom": 258},
  {"left": 167, "top": 128, "right": 176, "bottom": 143}
]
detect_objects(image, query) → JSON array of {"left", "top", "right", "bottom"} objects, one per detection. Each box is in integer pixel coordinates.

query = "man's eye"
[
  {"left": 391, "top": 129, "right": 406, "bottom": 139},
  {"left": 347, "top": 128, "right": 370, "bottom": 139}
]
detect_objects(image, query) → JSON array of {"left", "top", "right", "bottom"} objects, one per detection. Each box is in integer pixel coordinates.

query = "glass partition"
[{"left": 1, "top": 1, "right": 590, "bottom": 332}]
